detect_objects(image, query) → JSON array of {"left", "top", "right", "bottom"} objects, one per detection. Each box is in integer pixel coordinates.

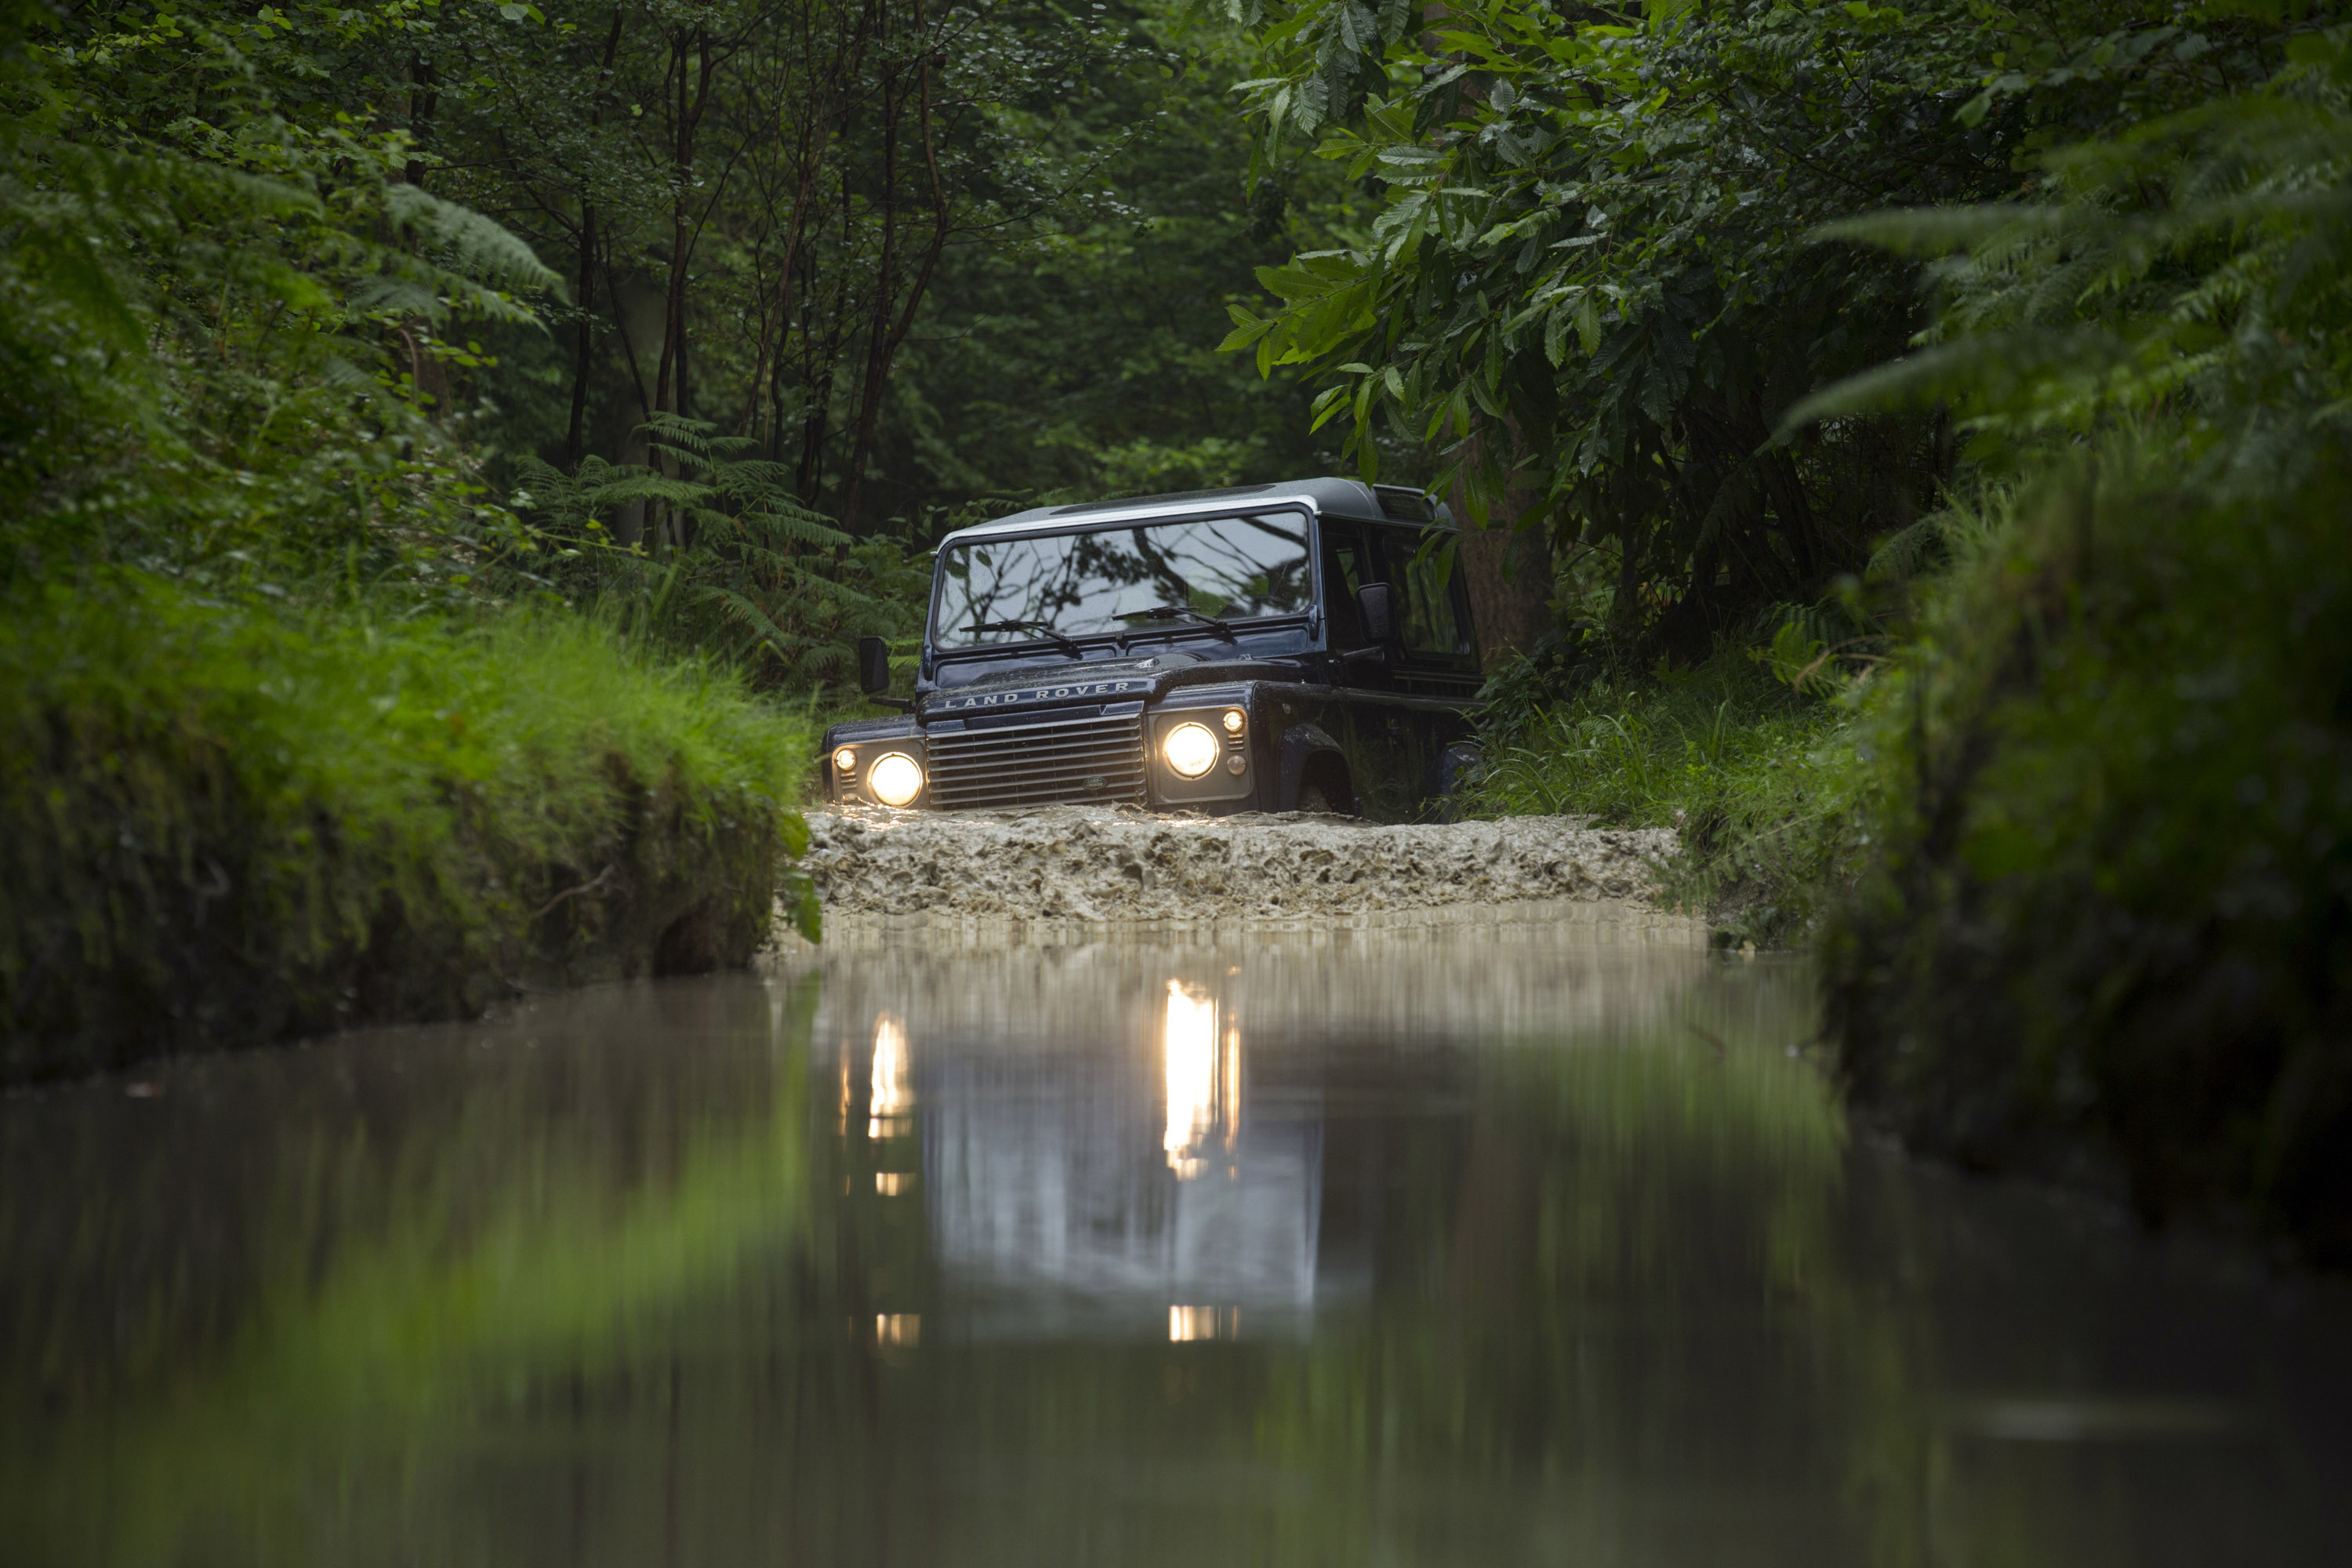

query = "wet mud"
[{"left": 792, "top": 805, "right": 1681, "bottom": 936}]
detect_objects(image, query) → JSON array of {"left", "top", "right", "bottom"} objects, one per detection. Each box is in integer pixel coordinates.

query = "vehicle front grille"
[{"left": 927, "top": 710, "right": 1148, "bottom": 810}]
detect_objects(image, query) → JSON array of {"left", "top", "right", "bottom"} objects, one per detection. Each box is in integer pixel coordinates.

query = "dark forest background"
[{"left": 405, "top": 0, "right": 1366, "bottom": 533}]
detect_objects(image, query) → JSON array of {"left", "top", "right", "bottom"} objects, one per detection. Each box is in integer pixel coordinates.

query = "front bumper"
[{"left": 823, "top": 690, "right": 1260, "bottom": 811}]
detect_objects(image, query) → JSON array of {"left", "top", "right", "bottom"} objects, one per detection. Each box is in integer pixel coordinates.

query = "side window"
[
  {"left": 1320, "top": 525, "right": 1370, "bottom": 647},
  {"left": 1379, "top": 530, "right": 1468, "bottom": 659}
]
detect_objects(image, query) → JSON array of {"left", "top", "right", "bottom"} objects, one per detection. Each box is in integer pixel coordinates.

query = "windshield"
[{"left": 934, "top": 511, "right": 1312, "bottom": 648}]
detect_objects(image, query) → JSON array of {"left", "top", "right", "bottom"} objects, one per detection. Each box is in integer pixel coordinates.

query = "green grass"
[
  {"left": 1472, "top": 652, "right": 1864, "bottom": 945},
  {"left": 1, "top": 572, "right": 819, "bottom": 1080}
]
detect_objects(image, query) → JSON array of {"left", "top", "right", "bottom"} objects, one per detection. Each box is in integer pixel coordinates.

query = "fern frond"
[
  {"left": 1812, "top": 203, "right": 2070, "bottom": 256},
  {"left": 693, "top": 586, "right": 797, "bottom": 650},
  {"left": 384, "top": 183, "right": 564, "bottom": 298},
  {"left": 1775, "top": 328, "right": 2128, "bottom": 436},
  {"left": 575, "top": 474, "right": 712, "bottom": 508},
  {"left": 740, "top": 507, "right": 851, "bottom": 548},
  {"left": 1865, "top": 517, "right": 1947, "bottom": 583}
]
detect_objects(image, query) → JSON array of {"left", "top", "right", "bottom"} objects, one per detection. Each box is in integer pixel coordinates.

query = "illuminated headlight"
[
  {"left": 1160, "top": 721, "right": 1219, "bottom": 779},
  {"left": 868, "top": 752, "right": 924, "bottom": 808},
  {"left": 833, "top": 747, "right": 858, "bottom": 774},
  {"left": 1221, "top": 709, "right": 1245, "bottom": 735}
]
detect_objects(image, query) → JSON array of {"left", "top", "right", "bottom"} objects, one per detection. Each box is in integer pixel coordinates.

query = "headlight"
[
  {"left": 833, "top": 747, "right": 858, "bottom": 774},
  {"left": 868, "top": 752, "right": 924, "bottom": 807},
  {"left": 1221, "top": 709, "right": 1246, "bottom": 735},
  {"left": 1160, "top": 721, "right": 1219, "bottom": 779}
]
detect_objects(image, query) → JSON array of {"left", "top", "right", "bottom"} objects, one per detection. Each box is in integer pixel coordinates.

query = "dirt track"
[{"left": 793, "top": 805, "right": 1680, "bottom": 934}]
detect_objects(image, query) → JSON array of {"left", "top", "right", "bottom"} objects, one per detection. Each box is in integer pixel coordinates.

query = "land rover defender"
[{"left": 819, "top": 478, "right": 1482, "bottom": 819}]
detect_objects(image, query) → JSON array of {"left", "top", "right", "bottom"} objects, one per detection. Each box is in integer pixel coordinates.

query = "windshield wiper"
[
  {"left": 967, "top": 619, "right": 1084, "bottom": 658},
  {"left": 1116, "top": 604, "right": 1237, "bottom": 643}
]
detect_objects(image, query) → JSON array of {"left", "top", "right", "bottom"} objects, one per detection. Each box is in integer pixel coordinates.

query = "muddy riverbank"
[{"left": 793, "top": 806, "right": 1681, "bottom": 935}]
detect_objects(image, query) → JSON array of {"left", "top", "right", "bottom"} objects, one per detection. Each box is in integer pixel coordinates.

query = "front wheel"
[
  {"left": 1433, "top": 742, "right": 1484, "bottom": 821},
  {"left": 1296, "top": 782, "right": 1338, "bottom": 815}
]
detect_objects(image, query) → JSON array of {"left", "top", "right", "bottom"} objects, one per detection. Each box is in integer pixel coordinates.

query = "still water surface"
[{"left": 3, "top": 913, "right": 2348, "bottom": 1566}]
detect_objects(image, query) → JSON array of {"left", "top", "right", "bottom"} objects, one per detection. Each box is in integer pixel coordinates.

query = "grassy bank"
[
  {"left": 1, "top": 575, "right": 818, "bottom": 1083},
  {"left": 1824, "top": 452, "right": 2352, "bottom": 1264},
  {"left": 1473, "top": 470, "right": 2352, "bottom": 1265},
  {"left": 1472, "top": 650, "right": 1864, "bottom": 946}
]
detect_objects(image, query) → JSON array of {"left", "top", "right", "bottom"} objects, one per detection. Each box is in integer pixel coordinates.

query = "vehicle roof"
[{"left": 935, "top": 477, "right": 1454, "bottom": 550}]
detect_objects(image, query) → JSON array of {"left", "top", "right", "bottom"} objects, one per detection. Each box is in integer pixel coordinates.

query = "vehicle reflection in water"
[
  {"left": 3, "top": 908, "right": 2350, "bottom": 1568},
  {"left": 882, "top": 966, "right": 1319, "bottom": 1342}
]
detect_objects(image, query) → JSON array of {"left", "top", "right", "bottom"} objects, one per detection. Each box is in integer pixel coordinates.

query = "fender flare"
[{"left": 1278, "top": 724, "right": 1353, "bottom": 812}]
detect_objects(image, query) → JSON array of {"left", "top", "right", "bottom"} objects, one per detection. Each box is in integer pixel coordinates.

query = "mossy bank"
[
  {"left": 1, "top": 576, "right": 819, "bottom": 1083},
  {"left": 1824, "top": 454, "right": 2352, "bottom": 1266}
]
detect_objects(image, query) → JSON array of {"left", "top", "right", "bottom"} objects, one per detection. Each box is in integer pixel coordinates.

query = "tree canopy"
[{"left": 1216, "top": 0, "right": 2298, "bottom": 647}]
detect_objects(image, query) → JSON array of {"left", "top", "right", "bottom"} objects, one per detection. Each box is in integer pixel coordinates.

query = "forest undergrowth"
[{"left": 1471, "top": 650, "right": 1863, "bottom": 948}]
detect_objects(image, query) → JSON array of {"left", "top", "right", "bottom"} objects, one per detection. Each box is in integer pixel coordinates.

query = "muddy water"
[{"left": 2, "top": 913, "right": 2348, "bottom": 1566}]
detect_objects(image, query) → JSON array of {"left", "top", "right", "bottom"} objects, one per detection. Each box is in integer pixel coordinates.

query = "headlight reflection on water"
[
  {"left": 1162, "top": 980, "right": 1240, "bottom": 1181},
  {"left": 869, "top": 1013, "right": 912, "bottom": 1139},
  {"left": 1168, "top": 1305, "right": 1238, "bottom": 1342}
]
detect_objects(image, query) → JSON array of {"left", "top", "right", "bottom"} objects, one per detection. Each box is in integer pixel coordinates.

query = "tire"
[
  {"left": 1434, "top": 742, "right": 1483, "bottom": 822},
  {"left": 1296, "top": 782, "right": 1336, "bottom": 815}
]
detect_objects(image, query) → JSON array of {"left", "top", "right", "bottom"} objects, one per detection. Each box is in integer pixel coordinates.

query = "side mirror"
[
  {"left": 856, "top": 635, "right": 891, "bottom": 695},
  {"left": 1354, "top": 582, "right": 1395, "bottom": 644}
]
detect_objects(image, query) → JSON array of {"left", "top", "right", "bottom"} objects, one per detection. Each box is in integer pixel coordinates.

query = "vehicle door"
[
  {"left": 1370, "top": 524, "right": 1480, "bottom": 813},
  {"left": 1315, "top": 517, "right": 1428, "bottom": 817}
]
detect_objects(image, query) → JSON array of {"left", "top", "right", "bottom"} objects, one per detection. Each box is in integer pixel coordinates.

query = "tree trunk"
[
  {"left": 835, "top": 74, "right": 901, "bottom": 535},
  {"left": 405, "top": 55, "right": 437, "bottom": 187},
  {"left": 609, "top": 274, "right": 666, "bottom": 550},
  {"left": 1457, "top": 520, "right": 1554, "bottom": 669},
  {"left": 1449, "top": 441, "right": 1552, "bottom": 669},
  {"left": 744, "top": 83, "right": 838, "bottom": 445},
  {"left": 651, "top": 29, "right": 726, "bottom": 550},
  {"left": 1758, "top": 445, "right": 1822, "bottom": 587},
  {"left": 796, "top": 348, "right": 834, "bottom": 503},
  {"left": 397, "top": 54, "right": 450, "bottom": 416},
  {"left": 564, "top": 201, "right": 598, "bottom": 465},
  {"left": 564, "top": 11, "right": 628, "bottom": 466},
  {"left": 839, "top": 5, "right": 951, "bottom": 535},
  {"left": 653, "top": 32, "right": 702, "bottom": 421}
]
